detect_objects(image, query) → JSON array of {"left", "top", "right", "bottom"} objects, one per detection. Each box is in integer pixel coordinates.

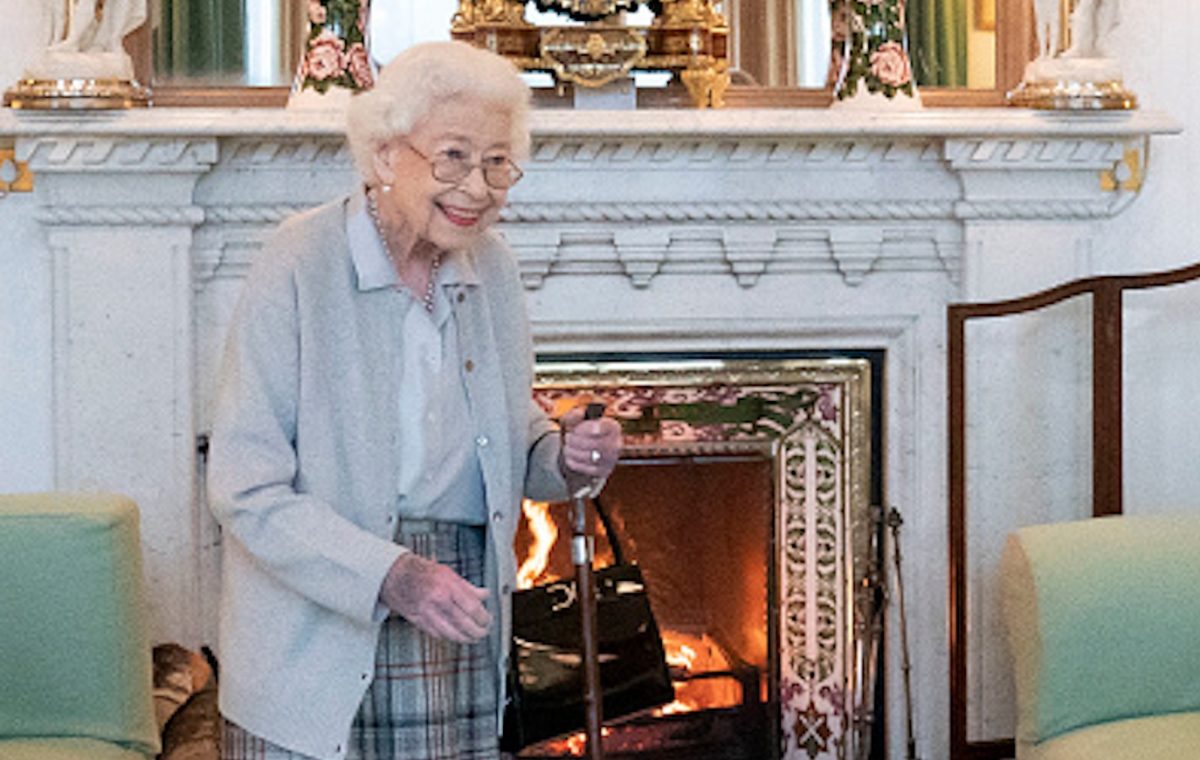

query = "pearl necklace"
[{"left": 367, "top": 191, "right": 442, "bottom": 314}]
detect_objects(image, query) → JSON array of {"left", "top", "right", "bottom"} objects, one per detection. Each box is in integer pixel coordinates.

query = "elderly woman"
[{"left": 207, "top": 41, "right": 621, "bottom": 760}]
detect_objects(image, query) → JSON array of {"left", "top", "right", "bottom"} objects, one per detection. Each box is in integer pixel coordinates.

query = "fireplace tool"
[
  {"left": 888, "top": 507, "right": 922, "bottom": 760},
  {"left": 572, "top": 402, "right": 608, "bottom": 760}
]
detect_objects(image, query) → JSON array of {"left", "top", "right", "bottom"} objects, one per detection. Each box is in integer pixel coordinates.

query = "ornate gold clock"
[{"left": 451, "top": 0, "right": 730, "bottom": 108}]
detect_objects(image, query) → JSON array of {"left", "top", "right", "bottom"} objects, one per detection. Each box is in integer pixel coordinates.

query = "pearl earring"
[{"left": 380, "top": 182, "right": 393, "bottom": 194}]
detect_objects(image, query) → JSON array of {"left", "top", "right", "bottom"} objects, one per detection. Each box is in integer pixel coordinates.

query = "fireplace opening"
[
  {"left": 514, "top": 455, "right": 776, "bottom": 759},
  {"left": 514, "top": 354, "right": 884, "bottom": 760}
]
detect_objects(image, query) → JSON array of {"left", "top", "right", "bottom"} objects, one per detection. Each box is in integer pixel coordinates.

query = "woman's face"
[{"left": 374, "top": 96, "right": 516, "bottom": 255}]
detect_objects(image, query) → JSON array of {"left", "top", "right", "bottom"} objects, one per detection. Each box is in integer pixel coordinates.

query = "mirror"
[{"left": 149, "top": 0, "right": 998, "bottom": 94}]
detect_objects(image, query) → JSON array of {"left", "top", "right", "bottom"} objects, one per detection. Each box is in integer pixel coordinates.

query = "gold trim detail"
[
  {"left": 540, "top": 27, "right": 648, "bottom": 88},
  {"left": 451, "top": 0, "right": 730, "bottom": 108},
  {"left": 1100, "top": 144, "right": 1145, "bottom": 193},
  {"left": 1007, "top": 77, "right": 1137, "bottom": 111},
  {"left": 4, "top": 78, "right": 151, "bottom": 110},
  {"left": 656, "top": 0, "right": 725, "bottom": 26},
  {"left": 0, "top": 145, "right": 34, "bottom": 194},
  {"left": 681, "top": 60, "right": 729, "bottom": 108}
]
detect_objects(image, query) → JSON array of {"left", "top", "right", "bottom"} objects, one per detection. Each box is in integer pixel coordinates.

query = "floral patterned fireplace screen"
[{"left": 531, "top": 358, "right": 877, "bottom": 760}]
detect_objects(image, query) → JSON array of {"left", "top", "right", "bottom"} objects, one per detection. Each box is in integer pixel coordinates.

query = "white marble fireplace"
[{"left": 0, "top": 105, "right": 1179, "bottom": 758}]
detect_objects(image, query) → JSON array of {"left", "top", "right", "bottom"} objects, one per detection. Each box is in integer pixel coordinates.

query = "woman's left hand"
[{"left": 559, "top": 407, "right": 622, "bottom": 481}]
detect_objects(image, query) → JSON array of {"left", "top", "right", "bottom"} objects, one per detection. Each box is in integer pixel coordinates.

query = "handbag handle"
[
  {"left": 591, "top": 494, "right": 627, "bottom": 567},
  {"left": 575, "top": 401, "right": 629, "bottom": 567}
]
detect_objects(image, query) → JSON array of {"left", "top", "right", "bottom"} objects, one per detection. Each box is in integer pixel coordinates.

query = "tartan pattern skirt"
[{"left": 221, "top": 519, "right": 500, "bottom": 760}]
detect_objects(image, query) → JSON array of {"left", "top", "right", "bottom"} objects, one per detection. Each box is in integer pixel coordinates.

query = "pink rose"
[
  {"left": 347, "top": 43, "right": 374, "bottom": 89},
  {"left": 308, "top": 0, "right": 326, "bottom": 25},
  {"left": 869, "top": 41, "right": 911, "bottom": 87},
  {"left": 306, "top": 31, "right": 346, "bottom": 81}
]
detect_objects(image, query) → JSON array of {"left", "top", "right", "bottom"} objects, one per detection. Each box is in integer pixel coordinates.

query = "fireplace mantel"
[
  {"left": 2, "top": 107, "right": 1179, "bottom": 295},
  {"left": 1, "top": 104, "right": 1180, "bottom": 136},
  {"left": 0, "top": 105, "right": 1180, "bottom": 759}
]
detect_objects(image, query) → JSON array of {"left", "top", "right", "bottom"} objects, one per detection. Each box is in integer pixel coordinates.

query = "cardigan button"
[
  {"left": 456, "top": 292, "right": 466, "bottom": 303},
  {"left": 464, "top": 359, "right": 475, "bottom": 372}
]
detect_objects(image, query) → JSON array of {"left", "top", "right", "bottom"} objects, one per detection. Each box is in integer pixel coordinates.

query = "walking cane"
[{"left": 571, "top": 402, "right": 607, "bottom": 760}]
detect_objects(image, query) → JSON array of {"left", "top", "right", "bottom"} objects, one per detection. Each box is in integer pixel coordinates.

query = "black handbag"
[{"left": 500, "top": 495, "right": 675, "bottom": 752}]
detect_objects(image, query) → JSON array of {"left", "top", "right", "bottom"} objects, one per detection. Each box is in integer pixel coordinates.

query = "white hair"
[{"left": 345, "top": 41, "right": 532, "bottom": 186}]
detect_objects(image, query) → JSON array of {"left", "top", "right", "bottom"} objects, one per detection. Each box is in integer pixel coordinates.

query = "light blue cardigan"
[{"left": 207, "top": 196, "right": 568, "bottom": 760}]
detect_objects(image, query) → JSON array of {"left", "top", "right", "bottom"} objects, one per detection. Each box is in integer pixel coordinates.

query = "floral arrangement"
[
  {"left": 296, "top": 0, "right": 375, "bottom": 94},
  {"left": 829, "top": 0, "right": 915, "bottom": 100}
]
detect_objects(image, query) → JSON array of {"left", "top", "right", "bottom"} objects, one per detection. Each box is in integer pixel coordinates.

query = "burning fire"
[
  {"left": 532, "top": 630, "right": 745, "bottom": 756},
  {"left": 665, "top": 640, "right": 698, "bottom": 671},
  {"left": 562, "top": 727, "right": 611, "bottom": 756},
  {"left": 517, "top": 500, "right": 558, "bottom": 589},
  {"left": 654, "top": 630, "right": 741, "bottom": 716},
  {"left": 514, "top": 499, "right": 616, "bottom": 590}
]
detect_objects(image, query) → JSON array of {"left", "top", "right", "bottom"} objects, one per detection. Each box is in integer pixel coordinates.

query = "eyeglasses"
[{"left": 405, "top": 144, "right": 524, "bottom": 190}]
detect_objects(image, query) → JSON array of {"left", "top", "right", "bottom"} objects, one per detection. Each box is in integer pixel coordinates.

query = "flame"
[
  {"left": 517, "top": 500, "right": 558, "bottom": 589},
  {"left": 665, "top": 642, "right": 697, "bottom": 671},
  {"left": 657, "top": 699, "right": 694, "bottom": 715},
  {"left": 661, "top": 631, "right": 730, "bottom": 673},
  {"left": 653, "top": 630, "right": 742, "bottom": 716},
  {"left": 561, "top": 727, "right": 611, "bottom": 756},
  {"left": 530, "top": 631, "right": 750, "bottom": 754}
]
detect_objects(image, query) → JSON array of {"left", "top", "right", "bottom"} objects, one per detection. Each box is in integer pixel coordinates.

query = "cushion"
[
  {"left": 0, "top": 738, "right": 150, "bottom": 760},
  {"left": 1002, "top": 514, "right": 1200, "bottom": 746},
  {"left": 1022, "top": 711, "right": 1200, "bottom": 760},
  {"left": 0, "top": 493, "right": 158, "bottom": 756}
]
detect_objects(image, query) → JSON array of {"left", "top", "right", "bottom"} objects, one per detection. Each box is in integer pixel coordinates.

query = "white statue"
[
  {"left": 26, "top": 0, "right": 147, "bottom": 80},
  {"left": 1017, "top": 0, "right": 1132, "bottom": 108},
  {"left": 49, "top": 0, "right": 147, "bottom": 55},
  {"left": 1033, "top": 0, "right": 1120, "bottom": 61},
  {"left": 1064, "top": 0, "right": 1120, "bottom": 59},
  {"left": 1033, "top": 0, "right": 1064, "bottom": 59}
]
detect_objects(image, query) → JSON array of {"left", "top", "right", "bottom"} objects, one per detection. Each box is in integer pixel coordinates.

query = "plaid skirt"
[{"left": 221, "top": 520, "right": 501, "bottom": 760}]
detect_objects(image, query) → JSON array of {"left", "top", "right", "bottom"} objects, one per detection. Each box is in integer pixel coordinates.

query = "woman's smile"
[{"left": 437, "top": 201, "right": 486, "bottom": 228}]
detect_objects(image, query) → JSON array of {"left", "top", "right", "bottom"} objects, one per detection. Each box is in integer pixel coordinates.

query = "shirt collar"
[{"left": 347, "top": 188, "right": 482, "bottom": 292}]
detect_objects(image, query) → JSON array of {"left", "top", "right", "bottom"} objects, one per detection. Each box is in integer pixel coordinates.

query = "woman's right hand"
[{"left": 379, "top": 553, "right": 492, "bottom": 643}]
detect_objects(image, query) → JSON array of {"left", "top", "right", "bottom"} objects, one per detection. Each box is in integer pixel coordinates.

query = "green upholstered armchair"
[
  {"left": 1001, "top": 514, "right": 1200, "bottom": 760},
  {"left": 0, "top": 493, "right": 160, "bottom": 760}
]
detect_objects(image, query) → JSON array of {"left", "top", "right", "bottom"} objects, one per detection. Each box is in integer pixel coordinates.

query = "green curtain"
[
  {"left": 154, "top": 0, "right": 246, "bottom": 83},
  {"left": 907, "top": 0, "right": 968, "bottom": 87}
]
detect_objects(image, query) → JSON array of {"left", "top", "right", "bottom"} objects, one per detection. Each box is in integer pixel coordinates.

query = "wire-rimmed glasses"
[{"left": 406, "top": 144, "right": 524, "bottom": 190}]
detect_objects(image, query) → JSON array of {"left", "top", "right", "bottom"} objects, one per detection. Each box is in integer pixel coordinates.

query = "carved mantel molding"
[{"left": 2, "top": 107, "right": 1177, "bottom": 290}]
